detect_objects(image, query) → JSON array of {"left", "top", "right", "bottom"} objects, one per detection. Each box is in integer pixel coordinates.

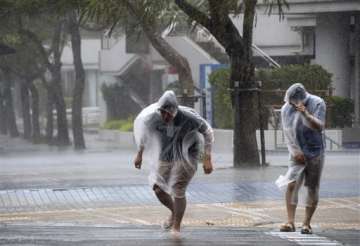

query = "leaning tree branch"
[
  {"left": 18, "top": 28, "right": 52, "bottom": 69},
  {"left": 174, "top": 0, "right": 212, "bottom": 32}
]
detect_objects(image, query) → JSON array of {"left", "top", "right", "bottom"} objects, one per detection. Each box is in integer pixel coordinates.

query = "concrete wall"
[
  {"left": 213, "top": 129, "right": 343, "bottom": 152},
  {"left": 97, "top": 129, "right": 344, "bottom": 152},
  {"left": 97, "top": 129, "right": 136, "bottom": 149}
]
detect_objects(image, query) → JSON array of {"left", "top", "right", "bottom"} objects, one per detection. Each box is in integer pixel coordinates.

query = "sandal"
[
  {"left": 280, "top": 222, "right": 295, "bottom": 232},
  {"left": 301, "top": 225, "right": 312, "bottom": 234}
]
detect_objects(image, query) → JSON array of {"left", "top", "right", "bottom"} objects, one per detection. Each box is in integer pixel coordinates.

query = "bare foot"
[{"left": 170, "top": 229, "right": 181, "bottom": 239}]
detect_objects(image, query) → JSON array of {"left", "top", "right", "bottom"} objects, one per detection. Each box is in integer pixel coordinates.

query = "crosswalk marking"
[{"left": 267, "top": 231, "right": 343, "bottom": 246}]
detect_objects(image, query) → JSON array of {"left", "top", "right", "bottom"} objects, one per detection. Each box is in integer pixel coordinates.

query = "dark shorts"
[
  {"left": 290, "top": 154, "right": 324, "bottom": 190},
  {"left": 288, "top": 154, "right": 324, "bottom": 206},
  {"left": 303, "top": 155, "right": 324, "bottom": 189}
]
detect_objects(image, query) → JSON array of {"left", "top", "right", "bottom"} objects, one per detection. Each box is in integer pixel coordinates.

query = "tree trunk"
[
  {"left": 29, "top": 83, "right": 41, "bottom": 143},
  {"left": 20, "top": 84, "right": 32, "bottom": 140},
  {"left": 51, "top": 68, "right": 70, "bottom": 146},
  {"left": 175, "top": 0, "right": 260, "bottom": 167},
  {"left": 4, "top": 80, "right": 19, "bottom": 137},
  {"left": 0, "top": 91, "right": 7, "bottom": 135},
  {"left": 45, "top": 85, "right": 54, "bottom": 144},
  {"left": 21, "top": 18, "right": 69, "bottom": 145},
  {"left": 126, "top": 1, "right": 195, "bottom": 107},
  {"left": 232, "top": 58, "right": 259, "bottom": 167},
  {"left": 68, "top": 11, "right": 85, "bottom": 149},
  {"left": 233, "top": 0, "right": 259, "bottom": 167},
  {"left": 50, "top": 20, "right": 70, "bottom": 146},
  {"left": 47, "top": 20, "right": 70, "bottom": 146},
  {"left": 354, "top": 14, "right": 360, "bottom": 127}
]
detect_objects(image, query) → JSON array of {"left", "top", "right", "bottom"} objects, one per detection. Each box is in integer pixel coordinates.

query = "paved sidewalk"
[
  {"left": 0, "top": 134, "right": 359, "bottom": 245},
  {"left": 0, "top": 181, "right": 359, "bottom": 213},
  {"left": 2, "top": 224, "right": 358, "bottom": 246}
]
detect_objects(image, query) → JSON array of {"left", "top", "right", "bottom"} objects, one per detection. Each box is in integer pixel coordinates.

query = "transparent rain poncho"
[
  {"left": 134, "top": 90, "right": 214, "bottom": 197},
  {"left": 275, "top": 83, "right": 326, "bottom": 205}
]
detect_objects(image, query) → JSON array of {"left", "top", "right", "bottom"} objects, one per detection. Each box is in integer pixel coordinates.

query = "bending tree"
[
  {"left": 86, "top": 0, "right": 196, "bottom": 107},
  {"left": 0, "top": 0, "right": 71, "bottom": 145},
  {"left": 0, "top": 40, "right": 45, "bottom": 143},
  {"left": 20, "top": 19, "right": 70, "bottom": 146},
  {"left": 175, "top": 0, "right": 287, "bottom": 167}
]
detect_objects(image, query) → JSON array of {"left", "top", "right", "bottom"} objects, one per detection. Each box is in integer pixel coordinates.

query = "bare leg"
[
  {"left": 153, "top": 185, "right": 174, "bottom": 226},
  {"left": 303, "top": 188, "right": 318, "bottom": 226},
  {"left": 303, "top": 206, "right": 316, "bottom": 226},
  {"left": 285, "top": 182, "right": 297, "bottom": 225},
  {"left": 172, "top": 196, "right": 187, "bottom": 232}
]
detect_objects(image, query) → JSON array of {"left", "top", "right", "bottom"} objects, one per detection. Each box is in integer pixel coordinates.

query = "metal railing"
[{"left": 324, "top": 134, "right": 342, "bottom": 150}]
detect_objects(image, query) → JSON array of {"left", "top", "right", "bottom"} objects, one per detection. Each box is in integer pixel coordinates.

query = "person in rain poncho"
[
  {"left": 276, "top": 83, "right": 326, "bottom": 234},
  {"left": 133, "top": 90, "right": 214, "bottom": 235}
]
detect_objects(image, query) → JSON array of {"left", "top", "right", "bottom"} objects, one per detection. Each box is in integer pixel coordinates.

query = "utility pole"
[{"left": 257, "top": 81, "right": 266, "bottom": 166}]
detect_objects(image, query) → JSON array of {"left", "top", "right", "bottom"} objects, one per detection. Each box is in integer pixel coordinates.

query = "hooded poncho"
[
  {"left": 276, "top": 83, "right": 326, "bottom": 189},
  {"left": 133, "top": 90, "right": 214, "bottom": 195}
]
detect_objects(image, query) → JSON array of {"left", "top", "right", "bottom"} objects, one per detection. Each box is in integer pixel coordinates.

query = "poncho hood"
[
  {"left": 157, "top": 90, "right": 178, "bottom": 117},
  {"left": 284, "top": 83, "right": 310, "bottom": 104}
]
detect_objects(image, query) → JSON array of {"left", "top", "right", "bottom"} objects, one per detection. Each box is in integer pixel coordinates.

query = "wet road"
[{"left": 0, "top": 135, "right": 359, "bottom": 245}]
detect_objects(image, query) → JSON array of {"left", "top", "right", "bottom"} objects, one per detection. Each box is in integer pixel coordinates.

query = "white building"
[
  {"left": 61, "top": 39, "right": 102, "bottom": 108},
  {"left": 98, "top": 35, "right": 218, "bottom": 123},
  {"left": 60, "top": 0, "right": 359, "bottom": 126},
  {"left": 60, "top": 34, "right": 218, "bottom": 124},
  {"left": 253, "top": 0, "right": 360, "bottom": 125}
]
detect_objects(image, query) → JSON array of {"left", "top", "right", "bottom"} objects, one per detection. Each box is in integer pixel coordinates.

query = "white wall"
[
  {"left": 61, "top": 39, "right": 101, "bottom": 70},
  {"left": 232, "top": 14, "right": 301, "bottom": 56},
  {"left": 85, "top": 70, "right": 99, "bottom": 107},
  {"left": 99, "top": 37, "right": 138, "bottom": 74},
  {"left": 274, "top": 0, "right": 360, "bottom": 14},
  {"left": 313, "top": 13, "right": 351, "bottom": 97}
]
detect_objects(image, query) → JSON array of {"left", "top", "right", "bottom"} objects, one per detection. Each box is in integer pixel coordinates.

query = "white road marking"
[{"left": 267, "top": 231, "right": 343, "bottom": 246}]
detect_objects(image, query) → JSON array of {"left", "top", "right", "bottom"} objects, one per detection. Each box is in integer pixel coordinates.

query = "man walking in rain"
[
  {"left": 133, "top": 90, "right": 214, "bottom": 236},
  {"left": 276, "top": 83, "right": 326, "bottom": 234}
]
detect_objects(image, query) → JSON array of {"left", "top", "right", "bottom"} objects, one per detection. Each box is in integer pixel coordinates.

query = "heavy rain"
[{"left": 0, "top": 0, "right": 359, "bottom": 245}]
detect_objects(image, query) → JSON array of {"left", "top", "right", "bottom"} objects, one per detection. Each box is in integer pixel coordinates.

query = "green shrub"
[
  {"left": 258, "top": 64, "right": 332, "bottom": 90},
  {"left": 328, "top": 96, "right": 354, "bottom": 128},
  {"left": 64, "top": 97, "right": 73, "bottom": 109},
  {"left": 101, "top": 84, "right": 141, "bottom": 120},
  {"left": 209, "top": 64, "right": 333, "bottom": 129},
  {"left": 102, "top": 116, "right": 134, "bottom": 131},
  {"left": 208, "top": 68, "right": 233, "bottom": 129}
]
